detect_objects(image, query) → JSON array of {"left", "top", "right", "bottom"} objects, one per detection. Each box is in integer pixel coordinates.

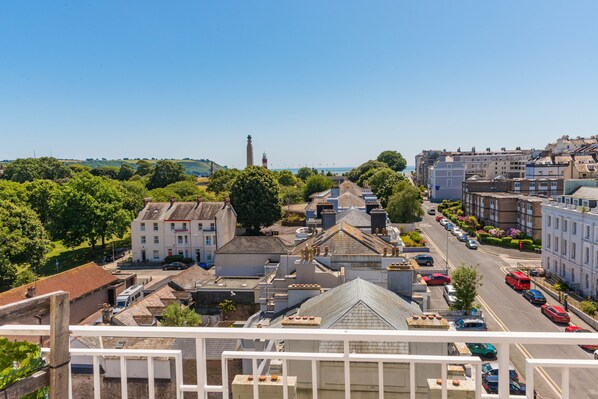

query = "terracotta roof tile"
[{"left": 0, "top": 262, "right": 118, "bottom": 306}]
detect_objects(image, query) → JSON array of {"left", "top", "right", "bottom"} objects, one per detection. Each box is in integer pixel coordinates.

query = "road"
[{"left": 418, "top": 202, "right": 598, "bottom": 399}]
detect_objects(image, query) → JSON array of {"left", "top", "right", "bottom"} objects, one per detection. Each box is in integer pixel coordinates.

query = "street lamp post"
[{"left": 446, "top": 228, "right": 449, "bottom": 271}]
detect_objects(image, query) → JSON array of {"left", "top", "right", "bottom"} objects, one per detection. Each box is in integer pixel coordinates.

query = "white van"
[{"left": 113, "top": 285, "right": 144, "bottom": 314}]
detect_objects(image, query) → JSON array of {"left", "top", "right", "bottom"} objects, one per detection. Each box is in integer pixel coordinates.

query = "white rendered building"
[
  {"left": 542, "top": 186, "right": 598, "bottom": 298},
  {"left": 131, "top": 197, "right": 236, "bottom": 264}
]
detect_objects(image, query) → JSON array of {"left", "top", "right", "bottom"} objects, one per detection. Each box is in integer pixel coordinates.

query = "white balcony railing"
[{"left": 1, "top": 325, "right": 597, "bottom": 399}]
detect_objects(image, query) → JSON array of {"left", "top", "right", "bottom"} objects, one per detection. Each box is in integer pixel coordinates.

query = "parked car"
[
  {"left": 565, "top": 326, "right": 598, "bottom": 350},
  {"left": 541, "top": 304, "right": 570, "bottom": 324},
  {"left": 162, "top": 261, "right": 189, "bottom": 270},
  {"left": 427, "top": 208, "right": 436, "bottom": 215},
  {"left": 466, "top": 239, "right": 478, "bottom": 249},
  {"left": 482, "top": 363, "right": 519, "bottom": 381},
  {"left": 457, "top": 233, "right": 468, "bottom": 242},
  {"left": 594, "top": 350, "right": 598, "bottom": 360},
  {"left": 482, "top": 375, "right": 527, "bottom": 395},
  {"left": 443, "top": 284, "right": 457, "bottom": 306},
  {"left": 435, "top": 215, "right": 444, "bottom": 222},
  {"left": 445, "top": 223, "right": 454, "bottom": 231},
  {"left": 505, "top": 271, "right": 531, "bottom": 290},
  {"left": 529, "top": 268, "right": 545, "bottom": 277},
  {"left": 423, "top": 273, "right": 451, "bottom": 286},
  {"left": 467, "top": 343, "right": 497, "bottom": 359},
  {"left": 412, "top": 254, "right": 434, "bottom": 266},
  {"left": 439, "top": 218, "right": 450, "bottom": 226},
  {"left": 451, "top": 227, "right": 463, "bottom": 236},
  {"left": 522, "top": 289, "right": 546, "bottom": 305},
  {"left": 198, "top": 262, "right": 213, "bottom": 270},
  {"left": 455, "top": 318, "right": 487, "bottom": 331}
]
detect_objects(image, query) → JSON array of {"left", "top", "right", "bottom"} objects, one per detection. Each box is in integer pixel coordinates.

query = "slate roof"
[
  {"left": 337, "top": 192, "right": 365, "bottom": 208},
  {"left": 336, "top": 208, "right": 371, "bottom": 227},
  {"left": 339, "top": 181, "right": 363, "bottom": 197},
  {"left": 570, "top": 186, "right": 598, "bottom": 200},
  {"left": 136, "top": 201, "right": 228, "bottom": 221},
  {"left": 297, "top": 278, "right": 422, "bottom": 353},
  {"left": 169, "top": 265, "right": 214, "bottom": 291},
  {"left": 216, "top": 236, "right": 291, "bottom": 255},
  {"left": 0, "top": 262, "right": 118, "bottom": 306},
  {"left": 293, "top": 222, "right": 393, "bottom": 255},
  {"left": 113, "top": 286, "right": 178, "bottom": 326}
]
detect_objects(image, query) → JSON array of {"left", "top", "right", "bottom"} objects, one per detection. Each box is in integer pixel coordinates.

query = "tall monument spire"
[{"left": 246, "top": 135, "right": 254, "bottom": 167}]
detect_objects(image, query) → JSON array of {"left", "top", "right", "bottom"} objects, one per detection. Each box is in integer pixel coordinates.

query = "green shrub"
[
  {"left": 408, "top": 231, "right": 423, "bottom": 244},
  {"left": 553, "top": 281, "right": 570, "bottom": 292},
  {"left": 483, "top": 226, "right": 494, "bottom": 232},
  {"left": 501, "top": 237, "right": 512, "bottom": 244},
  {"left": 163, "top": 255, "right": 194, "bottom": 265},
  {"left": 580, "top": 301, "right": 597, "bottom": 316}
]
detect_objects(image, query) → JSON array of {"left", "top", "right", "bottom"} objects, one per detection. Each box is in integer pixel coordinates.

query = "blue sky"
[{"left": 1, "top": 1, "right": 598, "bottom": 169}]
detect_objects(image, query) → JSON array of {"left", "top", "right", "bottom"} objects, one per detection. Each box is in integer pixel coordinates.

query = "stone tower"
[
  {"left": 262, "top": 152, "right": 268, "bottom": 169},
  {"left": 246, "top": 135, "right": 254, "bottom": 167}
]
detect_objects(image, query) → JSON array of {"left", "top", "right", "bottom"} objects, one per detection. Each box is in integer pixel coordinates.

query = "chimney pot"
[
  {"left": 144, "top": 197, "right": 152, "bottom": 206},
  {"left": 169, "top": 197, "right": 176, "bottom": 206},
  {"left": 26, "top": 286, "right": 36, "bottom": 298}
]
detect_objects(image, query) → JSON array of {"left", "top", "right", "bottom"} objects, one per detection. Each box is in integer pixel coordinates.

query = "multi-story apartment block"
[
  {"left": 517, "top": 196, "right": 544, "bottom": 240},
  {"left": 462, "top": 177, "right": 564, "bottom": 199},
  {"left": 526, "top": 154, "right": 571, "bottom": 179},
  {"left": 542, "top": 186, "right": 598, "bottom": 299},
  {"left": 545, "top": 134, "right": 598, "bottom": 154},
  {"left": 484, "top": 159, "right": 527, "bottom": 179},
  {"left": 428, "top": 156, "right": 466, "bottom": 202},
  {"left": 131, "top": 197, "right": 236, "bottom": 264}
]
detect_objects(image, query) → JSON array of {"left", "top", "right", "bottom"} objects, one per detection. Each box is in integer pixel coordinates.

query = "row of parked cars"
[
  {"left": 505, "top": 270, "right": 598, "bottom": 357},
  {"left": 434, "top": 214, "right": 479, "bottom": 249}
]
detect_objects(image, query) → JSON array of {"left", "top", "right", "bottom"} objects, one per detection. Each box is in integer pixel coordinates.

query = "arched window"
[
  {"left": 571, "top": 268, "right": 575, "bottom": 283},
  {"left": 586, "top": 274, "right": 590, "bottom": 289}
]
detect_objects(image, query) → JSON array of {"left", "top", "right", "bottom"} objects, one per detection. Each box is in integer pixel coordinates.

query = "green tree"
[
  {"left": 119, "top": 180, "right": 149, "bottom": 214},
  {"left": 68, "top": 164, "right": 92, "bottom": 174},
  {"left": 51, "top": 173, "right": 132, "bottom": 250},
  {"left": 147, "top": 160, "right": 186, "bottom": 189},
  {"left": 207, "top": 168, "right": 241, "bottom": 194},
  {"left": 451, "top": 264, "right": 483, "bottom": 310},
  {"left": 218, "top": 299, "right": 237, "bottom": 320},
  {"left": 377, "top": 150, "right": 407, "bottom": 172},
  {"left": 135, "top": 160, "right": 154, "bottom": 176},
  {"left": 23, "top": 180, "right": 59, "bottom": 226},
  {"left": 0, "top": 180, "right": 27, "bottom": 203},
  {"left": 3, "top": 157, "right": 72, "bottom": 183},
  {"left": 117, "top": 163, "right": 136, "bottom": 181},
  {"left": 386, "top": 182, "right": 424, "bottom": 223},
  {"left": 0, "top": 200, "right": 50, "bottom": 290},
  {"left": 229, "top": 166, "right": 282, "bottom": 235},
  {"left": 346, "top": 160, "right": 387, "bottom": 183},
  {"left": 277, "top": 170, "right": 296, "bottom": 186},
  {"left": 296, "top": 167, "right": 315, "bottom": 181},
  {"left": 303, "top": 174, "right": 333, "bottom": 201},
  {"left": 90, "top": 166, "right": 119, "bottom": 179},
  {"left": 161, "top": 303, "right": 202, "bottom": 327},
  {"left": 367, "top": 168, "right": 401, "bottom": 196}
]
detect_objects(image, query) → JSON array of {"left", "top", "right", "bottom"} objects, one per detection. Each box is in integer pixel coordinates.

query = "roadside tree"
[
  {"left": 451, "top": 264, "right": 483, "bottom": 310},
  {"left": 229, "top": 166, "right": 282, "bottom": 235},
  {"left": 386, "top": 182, "right": 424, "bottom": 223}
]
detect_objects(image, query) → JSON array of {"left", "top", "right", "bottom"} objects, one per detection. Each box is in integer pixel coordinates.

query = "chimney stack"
[
  {"left": 144, "top": 198, "right": 152, "bottom": 207},
  {"left": 26, "top": 286, "right": 36, "bottom": 298},
  {"left": 366, "top": 201, "right": 380, "bottom": 215},
  {"left": 316, "top": 201, "right": 333, "bottom": 219},
  {"left": 196, "top": 196, "right": 203, "bottom": 206},
  {"left": 169, "top": 197, "right": 176, "bottom": 206},
  {"left": 370, "top": 208, "right": 387, "bottom": 235},
  {"left": 321, "top": 209, "right": 337, "bottom": 230}
]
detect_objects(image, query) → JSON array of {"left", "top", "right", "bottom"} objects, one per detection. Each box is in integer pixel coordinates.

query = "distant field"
[{"left": 62, "top": 158, "right": 225, "bottom": 175}]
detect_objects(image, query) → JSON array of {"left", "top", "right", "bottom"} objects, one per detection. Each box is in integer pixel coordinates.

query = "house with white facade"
[
  {"left": 131, "top": 197, "right": 236, "bottom": 264},
  {"left": 542, "top": 186, "right": 598, "bottom": 298},
  {"left": 428, "top": 156, "right": 466, "bottom": 202}
]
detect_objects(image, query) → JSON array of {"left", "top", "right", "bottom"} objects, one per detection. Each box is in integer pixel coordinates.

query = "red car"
[
  {"left": 541, "top": 305, "right": 570, "bottom": 323},
  {"left": 423, "top": 273, "right": 451, "bottom": 286},
  {"left": 565, "top": 325, "right": 598, "bottom": 350},
  {"left": 435, "top": 215, "right": 444, "bottom": 222}
]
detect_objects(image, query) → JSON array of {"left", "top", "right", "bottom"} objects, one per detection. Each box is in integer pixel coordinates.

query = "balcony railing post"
[
  {"left": 343, "top": 340, "right": 350, "bottom": 399},
  {"left": 377, "top": 361, "right": 384, "bottom": 399},
  {"left": 497, "top": 343, "right": 510, "bottom": 399},
  {"left": 562, "top": 367, "right": 570, "bottom": 399},
  {"left": 195, "top": 338, "right": 206, "bottom": 398},
  {"left": 147, "top": 356, "right": 155, "bottom": 399},
  {"left": 120, "top": 357, "right": 128, "bottom": 399},
  {"left": 525, "top": 361, "right": 534, "bottom": 399},
  {"left": 311, "top": 359, "right": 318, "bottom": 399}
]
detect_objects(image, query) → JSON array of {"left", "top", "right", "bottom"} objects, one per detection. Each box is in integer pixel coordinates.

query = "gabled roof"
[
  {"left": 113, "top": 286, "right": 178, "bottom": 327},
  {"left": 339, "top": 181, "right": 363, "bottom": 197},
  {"left": 293, "top": 222, "right": 393, "bottom": 255},
  {"left": 297, "top": 278, "right": 421, "bottom": 353},
  {"left": 336, "top": 208, "right": 371, "bottom": 227},
  {"left": 0, "top": 262, "right": 118, "bottom": 306},
  {"left": 337, "top": 192, "right": 365, "bottom": 208},
  {"left": 216, "top": 236, "right": 291, "bottom": 255},
  {"left": 136, "top": 201, "right": 230, "bottom": 221},
  {"left": 169, "top": 265, "right": 214, "bottom": 291}
]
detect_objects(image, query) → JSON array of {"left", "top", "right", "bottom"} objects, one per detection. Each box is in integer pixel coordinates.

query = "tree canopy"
[
  {"left": 147, "top": 160, "right": 186, "bottom": 189},
  {"left": 117, "top": 163, "right": 136, "bottom": 181},
  {"left": 451, "top": 264, "right": 483, "bottom": 310},
  {"left": 207, "top": 168, "right": 241, "bottom": 194},
  {"left": 229, "top": 166, "right": 282, "bottom": 235},
  {"left": 296, "top": 167, "right": 315, "bottom": 181},
  {"left": 303, "top": 174, "right": 333, "bottom": 201},
  {"left": 135, "top": 160, "right": 153, "bottom": 176},
  {"left": 346, "top": 160, "right": 387, "bottom": 184},
  {"left": 277, "top": 170, "right": 296, "bottom": 186},
  {"left": 3, "top": 157, "right": 72, "bottom": 183},
  {"left": 377, "top": 150, "right": 407, "bottom": 172},
  {"left": 161, "top": 303, "right": 202, "bottom": 327},
  {"left": 0, "top": 200, "right": 50, "bottom": 290},
  {"left": 386, "top": 181, "right": 424, "bottom": 223},
  {"left": 50, "top": 173, "right": 133, "bottom": 249}
]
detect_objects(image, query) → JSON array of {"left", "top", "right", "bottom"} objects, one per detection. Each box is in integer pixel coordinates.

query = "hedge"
[{"left": 163, "top": 255, "right": 194, "bottom": 265}]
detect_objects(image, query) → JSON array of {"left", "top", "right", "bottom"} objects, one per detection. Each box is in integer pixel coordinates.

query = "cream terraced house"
[{"left": 131, "top": 197, "right": 236, "bottom": 264}]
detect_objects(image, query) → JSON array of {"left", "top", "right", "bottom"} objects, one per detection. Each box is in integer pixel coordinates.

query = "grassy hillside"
[{"left": 63, "top": 158, "right": 225, "bottom": 176}]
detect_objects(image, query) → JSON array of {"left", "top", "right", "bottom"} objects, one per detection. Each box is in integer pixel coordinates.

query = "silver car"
[{"left": 443, "top": 284, "right": 457, "bottom": 306}]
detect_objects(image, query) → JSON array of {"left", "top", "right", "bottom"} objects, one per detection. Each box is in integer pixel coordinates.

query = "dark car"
[
  {"left": 482, "top": 363, "right": 519, "bottom": 381},
  {"left": 162, "top": 261, "right": 189, "bottom": 270},
  {"left": 412, "top": 254, "right": 434, "bottom": 266},
  {"left": 198, "top": 262, "right": 214, "bottom": 270},
  {"left": 522, "top": 289, "right": 546, "bottom": 305},
  {"left": 482, "top": 375, "right": 526, "bottom": 395},
  {"left": 457, "top": 233, "right": 468, "bottom": 242},
  {"left": 445, "top": 223, "right": 454, "bottom": 231}
]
